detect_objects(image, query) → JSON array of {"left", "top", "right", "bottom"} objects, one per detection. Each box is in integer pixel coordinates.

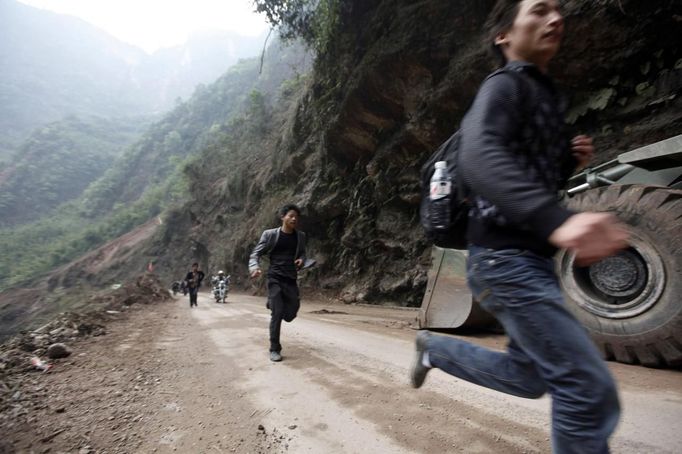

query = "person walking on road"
[
  {"left": 249, "top": 204, "right": 308, "bottom": 362},
  {"left": 185, "top": 262, "right": 205, "bottom": 308},
  {"left": 410, "top": 1, "right": 629, "bottom": 453}
]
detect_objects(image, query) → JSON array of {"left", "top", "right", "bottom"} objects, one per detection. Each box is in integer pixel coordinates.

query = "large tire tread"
[
  {"left": 610, "top": 343, "right": 637, "bottom": 365},
  {"left": 564, "top": 185, "right": 682, "bottom": 368},
  {"left": 655, "top": 337, "right": 682, "bottom": 365}
]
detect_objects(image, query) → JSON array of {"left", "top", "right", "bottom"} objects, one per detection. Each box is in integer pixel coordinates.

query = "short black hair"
[
  {"left": 484, "top": 0, "right": 523, "bottom": 67},
  {"left": 192, "top": 262, "right": 199, "bottom": 267},
  {"left": 279, "top": 204, "right": 301, "bottom": 218}
]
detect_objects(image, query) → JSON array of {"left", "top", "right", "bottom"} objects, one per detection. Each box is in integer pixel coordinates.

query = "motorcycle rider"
[
  {"left": 170, "top": 280, "right": 182, "bottom": 295},
  {"left": 212, "top": 270, "right": 230, "bottom": 303}
]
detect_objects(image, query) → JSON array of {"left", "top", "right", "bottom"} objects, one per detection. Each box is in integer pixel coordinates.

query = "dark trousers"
[
  {"left": 188, "top": 287, "right": 198, "bottom": 307},
  {"left": 268, "top": 275, "right": 300, "bottom": 352},
  {"left": 426, "top": 246, "right": 620, "bottom": 454}
]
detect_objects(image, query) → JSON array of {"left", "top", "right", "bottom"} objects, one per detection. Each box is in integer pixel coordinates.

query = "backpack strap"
[
  {"left": 486, "top": 66, "right": 536, "bottom": 126},
  {"left": 456, "top": 67, "right": 536, "bottom": 204}
]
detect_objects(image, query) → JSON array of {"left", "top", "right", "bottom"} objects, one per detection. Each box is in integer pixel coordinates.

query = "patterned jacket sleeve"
[{"left": 459, "top": 72, "right": 573, "bottom": 240}]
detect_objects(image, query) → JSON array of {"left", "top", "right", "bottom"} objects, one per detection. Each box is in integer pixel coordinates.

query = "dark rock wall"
[{"left": 156, "top": 0, "right": 682, "bottom": 305}]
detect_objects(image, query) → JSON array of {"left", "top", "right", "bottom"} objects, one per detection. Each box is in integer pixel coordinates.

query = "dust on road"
[
  {"left": 139, "top": 292, "right": 681, "bottom": 453},
  {"left": 5, "top": 291, "right": 681, "bottom": 453}
]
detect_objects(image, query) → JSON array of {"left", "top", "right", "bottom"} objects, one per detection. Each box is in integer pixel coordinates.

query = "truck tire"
[{"left": 557, "top": 185, "right": 682, "bottom": 367}]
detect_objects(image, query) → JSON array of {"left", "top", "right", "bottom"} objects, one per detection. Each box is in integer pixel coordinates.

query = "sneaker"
[
  {"left": 410, "top": 330, "right": 432, "bottom": 388},
  {"left": 270, "top": 351, "right": 282, "bottom": 362}
]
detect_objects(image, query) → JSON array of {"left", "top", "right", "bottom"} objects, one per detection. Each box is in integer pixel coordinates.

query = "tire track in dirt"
[
  {"left": 192, "top": 296, "right": 548, "bottom": 453},
  {"left": 192, "top": 293, "right": 681, "bottom": 454}
]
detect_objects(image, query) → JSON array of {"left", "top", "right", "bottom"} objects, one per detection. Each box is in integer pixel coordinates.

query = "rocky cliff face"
[{"left": 154, "top": 0, "right": 682, "bottom": 306}]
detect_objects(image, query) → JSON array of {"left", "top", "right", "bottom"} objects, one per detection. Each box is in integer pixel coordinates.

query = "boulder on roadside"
[{"left": 46, "top": 343, "right": 72, "bottom": 359}]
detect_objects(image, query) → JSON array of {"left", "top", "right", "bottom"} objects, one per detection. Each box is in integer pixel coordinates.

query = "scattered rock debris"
[{"left": 0, "top": 274, "right": 171, "bottom": 453}]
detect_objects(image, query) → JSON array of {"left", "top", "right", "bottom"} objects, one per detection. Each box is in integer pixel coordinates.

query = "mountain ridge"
[{"left": 0, "top": 0, "right": 266, "bottom": 160}]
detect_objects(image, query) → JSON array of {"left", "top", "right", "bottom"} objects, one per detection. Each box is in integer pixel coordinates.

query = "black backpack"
[
  {"left": 419, "top": 131, "right": 469, "bottom": 249},
  {"left": 419, "top": 67, "right": 533, "bottom": 250}
]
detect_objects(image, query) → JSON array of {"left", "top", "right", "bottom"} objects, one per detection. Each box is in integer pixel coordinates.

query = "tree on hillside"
[{"left": 253, "top": 0, "right": 341, "bottom": 53}]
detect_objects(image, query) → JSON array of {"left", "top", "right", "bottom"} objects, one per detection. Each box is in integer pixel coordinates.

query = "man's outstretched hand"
[
  {"left": 294, "top": 259, "right": 303, "bottom": 269},
  {"left": 250, "top": 269, "right": 262, "bottom": 278},
  {"left": 549, "top": 212, "right": 629, "bottom": 266}
]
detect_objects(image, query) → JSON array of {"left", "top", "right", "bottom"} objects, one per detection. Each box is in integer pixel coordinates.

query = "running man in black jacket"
[
  {"left": 410, "top": 2, "right": 629, "bottom": 453},
  {"left": 249, "top": 204, "right": 307, "bottom": 362}
]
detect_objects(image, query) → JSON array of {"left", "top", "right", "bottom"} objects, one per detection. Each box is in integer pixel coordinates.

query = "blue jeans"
[{"left": 426, "top": 246, "right": 620, "bottom": 454}]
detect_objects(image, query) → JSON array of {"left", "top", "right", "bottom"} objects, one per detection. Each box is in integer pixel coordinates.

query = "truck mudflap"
[{"left": 418, "top": 247, "right": 496, "bottom": 329}]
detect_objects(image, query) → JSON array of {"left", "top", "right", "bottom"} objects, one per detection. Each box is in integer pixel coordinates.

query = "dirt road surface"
[{"left": 7, "top": 291, "right": 681, "bottom": 453}]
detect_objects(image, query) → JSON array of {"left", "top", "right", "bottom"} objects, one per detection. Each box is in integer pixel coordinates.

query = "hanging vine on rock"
[{"left": 252, "top": 0, "right": 342, "bottom": 54}]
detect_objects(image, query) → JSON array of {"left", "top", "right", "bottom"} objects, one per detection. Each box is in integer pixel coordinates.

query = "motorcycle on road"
[
  {"left": 211, "top": 275, "right": 230, "bottom": 304},
  {"left": 171, "top": 281, "right": 183, "bottom": 295}
]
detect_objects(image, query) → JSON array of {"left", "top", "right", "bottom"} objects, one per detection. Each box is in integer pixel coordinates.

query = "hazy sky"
[{"left": 18, "top": 0, "right": 270, "bottom": 53}]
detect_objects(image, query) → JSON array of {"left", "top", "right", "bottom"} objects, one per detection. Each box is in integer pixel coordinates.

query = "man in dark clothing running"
[
  {"left": 249, "top": 204, "right": 307, "bottom": 362},
  {"left": 185, "top": 262, "right": 205, "bottom": 308},
  {"left": 410, "top": 1, "right": 629, "bottom": 453}
]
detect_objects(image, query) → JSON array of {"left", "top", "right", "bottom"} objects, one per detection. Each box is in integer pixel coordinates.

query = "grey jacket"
[{"left": 248, "top": 227, "right": 307, "bottom": 273}]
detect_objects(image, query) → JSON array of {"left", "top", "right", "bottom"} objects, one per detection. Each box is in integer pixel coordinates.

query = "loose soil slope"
[{"left": 0, "top": 219, "right": 162, "bottom": 340}]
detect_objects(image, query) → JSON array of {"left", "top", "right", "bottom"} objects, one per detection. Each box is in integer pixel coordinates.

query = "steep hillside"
[
  {"left": 133, "top": 30, "right": 267, "bottom": 110},
  {"left": 0, "top": 219, "right": 163, "bottom": 340},
  {"left": 0, "top": 0, "right": 147, "bottom": 158},
  {"left": 0, "top": 115, "right": 151, "bottom": 227},
  {"left": 0, "top": 40, "right": 310, "bottom": 292},
  {"left": 78, "top": 41, "right": 310, "bottom": 218},
  {"left": 148, "top": 0, "right": 682, "bottom": 306},
  {"left": 0, "top": 0, "right": 266, "bottom": 160}
]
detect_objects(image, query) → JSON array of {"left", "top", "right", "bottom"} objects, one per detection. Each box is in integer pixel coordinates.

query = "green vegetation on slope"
[
  {"left": 0, "top": 40, "right": 309, "bottom": 291},
  {"left": 0, "top": 115, "right": 151, "bottom": 227},
  {"left": 254, "top": 0, "right": 342, "bottom": 54},
  {"left": 0, "top": 168, "right": 186, "bottom": 290}
]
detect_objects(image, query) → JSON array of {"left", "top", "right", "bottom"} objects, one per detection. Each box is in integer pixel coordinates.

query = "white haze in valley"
[{"left": 17, "top": 0, "right": 269, "bottom": 53}]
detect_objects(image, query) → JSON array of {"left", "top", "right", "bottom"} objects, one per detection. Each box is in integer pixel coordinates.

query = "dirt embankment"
[{"left": 0, "top": 218, "right": 162, "bottom": 342}]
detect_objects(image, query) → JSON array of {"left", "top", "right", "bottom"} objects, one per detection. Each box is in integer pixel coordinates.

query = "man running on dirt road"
[
  {"left": 410, "top": 1, "right": 629, "bottom": 453},
  {"left": 249, "top": 204, "right": 308, "bottom": 362}
]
